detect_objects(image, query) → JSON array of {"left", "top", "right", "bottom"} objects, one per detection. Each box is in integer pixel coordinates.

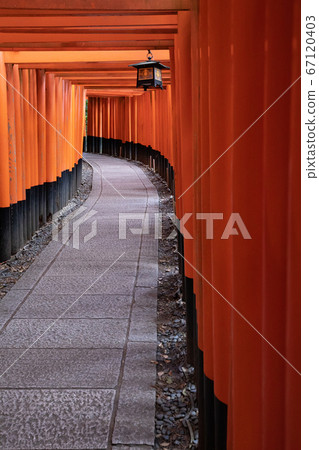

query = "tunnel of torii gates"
[{"left": 0, "top": 0, "right": 300, "bottom": 449}]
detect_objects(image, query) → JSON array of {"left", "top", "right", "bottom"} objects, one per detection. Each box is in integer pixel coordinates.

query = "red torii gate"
[{"left": 0, "top": 1, "right": 300, "bottom": 449}]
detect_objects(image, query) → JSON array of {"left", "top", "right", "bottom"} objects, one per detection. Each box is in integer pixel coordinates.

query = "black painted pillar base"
[
  {"left": 94, "top": 136, "right": 99, "bottom": 154},
  {"left": 83, "top": 136, "right": 87, "bottom": 153},
  {"left": 39, "top": 184, "right": 46, "bottom": 227},
  {"left": 57, "top": 176, "right": 62, "bottom": 212},
  {"left": 22, "top": 197, "right": 27, "bottom": 244},
  {"left": 68, "top": 170, "right": 72, "bottom": 202},
  {"left": 87, "top": 136, "right": 93, "bottom": 153},
  {"left": 76, "top": 158, "right": 82, "bottom": 189},
  {"left": 17, "top": 200, "right": 24, "bottom": 248},
  {"left": 46, "top": 181, "right": 54, "bottom": 221},
  {"left": 30, "top": 186, "right": 36, "bottom": 237},
  {"left": 60, "top": 172, "right": 65, "bottom": 208},
  {"left": 203, "top": 375, "right": 215, "bottom": 450},
  {"left": 10, "top": 202, "right": 20, "bottom": 255},
  {"left": 197, "top": 348, "right": 206, "bottom": 450},
  {"left": 0, "top": 207, "right": 11, "bottom": 262},
  {"left": 185, "top": 276, "right": 195, "bottom": 365},
  {"left": 26, "top": 188, "right": 32, "bottom": 240},
  {"left": 34, "top": 185, "right": 40, "bottom": 231},
  {"left": 71, "top": 166, "right": 76, "bottom": 197}
]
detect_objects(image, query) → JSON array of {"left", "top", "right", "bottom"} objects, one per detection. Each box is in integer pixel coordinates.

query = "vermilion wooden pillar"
[
  {"left": 37, "top": 69, "right": 47, "bottom": 225},
  {"left": 260, "top": 1, "right": 300, "bottom": 449},
  {"left": 0, "top": 54, "right": 12, "bottom": 261},
  {"left": 13, "top": 64, "right": 25, "bottom": 247},
  {"left": 285, "top": 2, "right": 301, "bottom": 448},
  {"left": 175, "top": 11, "right": 194, "bottom": 264},
  {"left": 46, "top": 72, "right": 57, "bottom": 216}
]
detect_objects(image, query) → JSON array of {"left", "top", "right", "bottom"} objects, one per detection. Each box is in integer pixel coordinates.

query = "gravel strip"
[{"left": 0, "top": 161, "right": 93, "bottom": 299}]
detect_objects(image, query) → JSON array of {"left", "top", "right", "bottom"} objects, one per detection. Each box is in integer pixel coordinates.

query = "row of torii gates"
[{"left": 0, "top": 1, "right": 300, "bottom": 449}]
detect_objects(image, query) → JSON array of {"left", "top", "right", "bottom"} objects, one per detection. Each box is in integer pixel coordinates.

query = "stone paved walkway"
[{"left": 0, "top": 154, "right": 159, "bottom": 450}]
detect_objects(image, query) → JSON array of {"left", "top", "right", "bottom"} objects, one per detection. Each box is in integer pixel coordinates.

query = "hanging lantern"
[{"left": 129, "top": 50, "right": 170, "bottom": 91}]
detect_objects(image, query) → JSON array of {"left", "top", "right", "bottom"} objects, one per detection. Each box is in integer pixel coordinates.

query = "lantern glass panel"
[
  {"left": 154, "top": 68, "right": 162, "bottom": 82},
  {"left": 138, "top": 67, "right": 153, "bottom": 81}
]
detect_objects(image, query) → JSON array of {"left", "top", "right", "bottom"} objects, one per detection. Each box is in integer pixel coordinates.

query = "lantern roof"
[
  {"left": 129, "top": 60, "right": 170, "bottom": 70},
  {"left": 129, "top": 50, "right": 170, "bottom": 70}
]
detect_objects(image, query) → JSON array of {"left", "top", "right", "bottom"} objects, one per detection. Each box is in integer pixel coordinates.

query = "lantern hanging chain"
[{"left": 147, "top": 49, "right": 154, "bottom": 61}]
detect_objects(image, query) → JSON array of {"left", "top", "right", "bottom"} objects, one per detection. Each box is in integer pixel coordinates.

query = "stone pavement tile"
[
  {"left": 146, "top": 193, "right": 158, "bottom": 202},
  {"left": 139, "top": 237, "right": 158, "bottom": 258},
  {"left": 147, "top": 196, "right": 159, "bottom": 207},
  {"left": 93, "top": 215, "right": 144, "bottom": 225},
  {"left": 88, "top": 274, "right": 136, "bottom": 296},
  {"left": 136, "top": 258, "right": 158, "bottom": 288},
  {"left": 10, "top": 260, "right": 48, "bottom": 291},
  {"left": 0, "top": 389, "right": 115, "bottom": 449},
  {"left": 122, "top": 342, "right": 157, "bottom": 386},
  {"left": 75, "top": 220, "right": 121, "bottom": 242},
  {"left": 35, "top": 239, "right": 63, "bottom": 263},
  {"left": 80, "top": 228, "right": 143, "bottom": 245},
  {"left": 0, "top": 318, "right": 128, "bottom": 348},
  {"left": 112, "top": 446, "right": 153, "bottom": 450},
  {"left": 45, "top": 258, "right": 137, "bottom": 277},
  {"left": 45, "top": 261, "right": 107, "bottom": 278},
  {"left": 98, "top": 199, "right": 147, "bottom": 207},
  {"left": 104, "top": 200, "right": 147, "bottom": 208},
  {"left": 129, "top": 306, "right": 157, "bottom": 343},
  {"left": 0, "top": 348, "right": 122, "bottom": 388},
  {"left": 95, "top": 197, "right": 147, "bottom": 206},
  {"left": 134, "top": 287, "right": 157, "bottom": 309},
  {"left": 113, "top": 342, "right": 156, "bottom": 446},
  {"left": 15, "top": 293, "right": 132, "bottom": 319},
  {"left": 32, "top": 275, "right": 98, "bottom": 295},
  {"left": 145, "top": 209, "right": 159, "bottom": 220},
  {"left": 0, "top": 290, "right": 30, "bottom": 328},
  {"left": 55, "top": 241, "right": 140, "bottom": 261},
  {"left": 95, "top": 215, "right": 147, "bottom": 233},
  {"left": 129, "top": 288, "right": 157, "bottom": 344}
]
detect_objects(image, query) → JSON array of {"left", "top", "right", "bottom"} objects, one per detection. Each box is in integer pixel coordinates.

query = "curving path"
[{"left": 0, "top": 154, "right": 159, "bottom": 450}]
